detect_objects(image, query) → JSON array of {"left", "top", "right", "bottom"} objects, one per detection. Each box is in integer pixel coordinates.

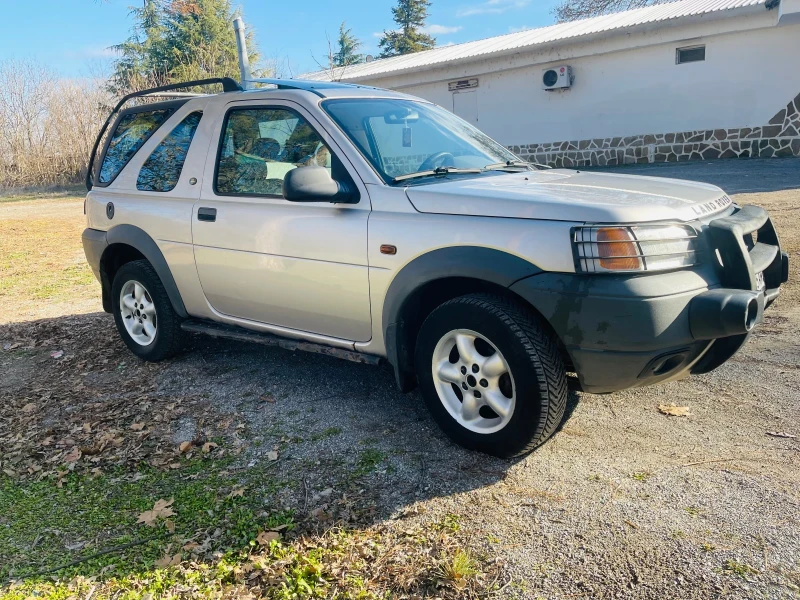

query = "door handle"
[{"left": 197, "top": 207, "right": 217, "bottom": 222}]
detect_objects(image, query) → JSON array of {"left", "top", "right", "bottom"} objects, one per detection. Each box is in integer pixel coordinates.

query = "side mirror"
[{"left": 282, "top": 166, "right": 357, "bottom": 204}]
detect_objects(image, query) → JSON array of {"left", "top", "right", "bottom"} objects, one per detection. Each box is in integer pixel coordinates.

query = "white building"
[{"left": 305, "top": 0, "right": 800, "bottom": 167}]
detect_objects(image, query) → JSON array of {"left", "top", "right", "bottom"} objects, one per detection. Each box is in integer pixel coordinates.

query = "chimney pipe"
[{"left": 233, "top": 16, "right": 251, "bottom": 90}]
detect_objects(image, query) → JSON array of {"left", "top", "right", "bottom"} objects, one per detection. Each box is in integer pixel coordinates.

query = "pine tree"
[
  {"left": 110, "top": 0, "right": 259, "bottom": 94},
  {"left": 333, "top": 22, "right": 363, "bottom": 68},
  {"left": 379, "top": 0, "right": 436, "bottom": 58}
]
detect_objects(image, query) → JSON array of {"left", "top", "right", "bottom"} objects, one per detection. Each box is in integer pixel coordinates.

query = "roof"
[
  {"left": 303, "top": 0, "right": 769, "bottom": 82},
  {"left": 239, "top": 78, "right": 415, "bottom": 99}
]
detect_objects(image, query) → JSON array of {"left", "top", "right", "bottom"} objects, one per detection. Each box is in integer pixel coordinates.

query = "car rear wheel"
[
  {"left": 111, "top": 260, "right": 183, "bottom": 361},
  {"left": 415, "top": 293, "right": 567, "bottom": 458}
]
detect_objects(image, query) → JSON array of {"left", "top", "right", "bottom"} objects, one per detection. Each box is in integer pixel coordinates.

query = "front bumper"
[{"left": 511, "top": 204, "right": 788, "bottom": 394}]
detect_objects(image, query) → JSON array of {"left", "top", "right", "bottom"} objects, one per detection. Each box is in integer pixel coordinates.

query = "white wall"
[{"left": 358, "top": 20, "right": 800, "bottom": 146}]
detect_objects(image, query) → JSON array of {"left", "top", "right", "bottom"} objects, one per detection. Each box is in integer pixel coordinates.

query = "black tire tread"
[
  {"left": 112, "top": 260, "right": 183, "bottom": 362},
  {"left": 429, "top": 293, "right": 567, "bottom": 457}
]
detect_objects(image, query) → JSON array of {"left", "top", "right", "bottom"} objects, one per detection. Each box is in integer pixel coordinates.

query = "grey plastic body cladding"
[
  {"left": 82, "top": 226, "right": 188, "bottom": 318},
  {"left": 509, "top": 267, "right": 725, "bottom": 394},
  {"left": 382, "top": 246, "right": 543, "bottom": 391}
]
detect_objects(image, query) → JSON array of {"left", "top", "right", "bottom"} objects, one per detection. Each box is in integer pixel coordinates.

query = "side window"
[
  {"left": 99, "top": 109, "right": 172, "bottom": 184},
  {"left": 137, "top": 111, "right": 203, "bottom": 192},
  {"left": 216, "top": 107, "right": 333, "bottom": 197}
]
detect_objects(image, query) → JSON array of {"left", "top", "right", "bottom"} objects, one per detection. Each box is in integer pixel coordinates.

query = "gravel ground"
[{"left": 2, "top": 158, "right": 799, "bottom": 598}]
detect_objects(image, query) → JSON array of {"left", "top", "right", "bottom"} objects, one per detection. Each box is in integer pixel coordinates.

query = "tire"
[
  {"left": 111, "top": 259, "right": 184, "bottom": 361},
  {"left": 415, "top": 293, "right": 567, "bottom": 458}
]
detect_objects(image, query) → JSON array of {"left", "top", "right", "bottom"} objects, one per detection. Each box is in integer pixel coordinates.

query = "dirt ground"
[{"left": 1, "top": 159, "right": 799, "bottom": 599}]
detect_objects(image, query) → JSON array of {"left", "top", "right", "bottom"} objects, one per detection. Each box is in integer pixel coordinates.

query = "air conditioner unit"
[{"left": 542, "top": 66, "right": 573, "bottom": 90}]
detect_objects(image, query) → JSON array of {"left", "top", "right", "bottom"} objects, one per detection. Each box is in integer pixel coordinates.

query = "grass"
[
  {"left": 0, "top": 458, "right": 285, "bottom": 582},
  {"left": 0, "top": 184, "right": 85, "bottom": 204},
  {"left": 0, "top": 193, "right": 98, "bottom": 321},
  {"left": 440, "top": 549, "right": 478, "bottom": 585},
  {"left": 722, "top": 559, "right": 760, "bottom": 579},
  {"left": 355, "top": 449, "right": 387, "bottom": 476}
]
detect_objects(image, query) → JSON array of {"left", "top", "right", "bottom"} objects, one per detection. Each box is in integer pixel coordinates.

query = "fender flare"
[
  {"left": 103, "top": 224, "right": 188, "bottom": 318},
  {"left": 381, "top": 246, "right": 542, "bottom": 391}
]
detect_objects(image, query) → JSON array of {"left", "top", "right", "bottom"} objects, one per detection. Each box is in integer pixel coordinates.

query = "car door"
[{"left": 192, "top": 99, "right": 372, "bottom": 342}]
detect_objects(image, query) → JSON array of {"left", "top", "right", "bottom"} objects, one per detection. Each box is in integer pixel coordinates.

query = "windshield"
[{"left": 322, "top": 98, "right": 522, "bottom": 184}]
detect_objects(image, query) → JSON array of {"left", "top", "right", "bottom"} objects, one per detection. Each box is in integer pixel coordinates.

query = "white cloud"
[
  {"left": 422, "top": 24, "right": 463, "bottom": 35},
  {"left": 457, "top": 0, "right": 530, "bottom": 17},
  {"left": 64, "top": 45, "right": 120, "bottom": 60},
  {"left": 508, "top": 25, "right": 532, "bottom": 33}
]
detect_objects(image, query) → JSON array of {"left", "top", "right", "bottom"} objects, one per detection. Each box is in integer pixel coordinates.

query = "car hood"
[{"left": 404, "top": 170, "right": 732, "bottom": 223}]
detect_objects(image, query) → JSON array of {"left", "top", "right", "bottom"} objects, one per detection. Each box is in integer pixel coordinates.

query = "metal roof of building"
[{"left": 303, "top": 0, "right": 769, "bottom": 82}]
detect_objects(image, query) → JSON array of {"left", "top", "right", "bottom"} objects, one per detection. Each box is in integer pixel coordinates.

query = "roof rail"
[
  {"left": 245, "top": 78, "right": 376, "bottom": 98},
  {"left": 86, "top": 77, "right": 242, "bottom": 190}
]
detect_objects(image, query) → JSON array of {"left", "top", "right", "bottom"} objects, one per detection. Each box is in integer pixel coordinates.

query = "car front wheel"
[{"left": 415, "top": 293, "right": 567, "bottom": 458}]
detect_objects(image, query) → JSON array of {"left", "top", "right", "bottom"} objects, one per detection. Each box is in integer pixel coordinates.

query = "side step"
[{"left": 180, "top": 319, "right": 382, "bottom": 365}]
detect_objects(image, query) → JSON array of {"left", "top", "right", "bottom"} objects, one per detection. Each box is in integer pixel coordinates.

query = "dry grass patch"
[{"left": 0, "top": 195, "right": 98, "bottom": 323}]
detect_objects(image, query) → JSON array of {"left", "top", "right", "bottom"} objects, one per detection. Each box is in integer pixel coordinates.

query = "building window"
[{"left": 676, "top": 45, "right": 705, "bottom": 64}]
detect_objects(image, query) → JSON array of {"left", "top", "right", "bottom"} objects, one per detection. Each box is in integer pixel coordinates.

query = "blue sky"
[{"left": 0, "top": 0, "right": 561, "bottom": 78}]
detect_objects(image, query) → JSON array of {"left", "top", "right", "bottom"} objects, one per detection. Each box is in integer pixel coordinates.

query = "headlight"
[{"left": 572, "top": 224, "right": 698, "bottom": 273}]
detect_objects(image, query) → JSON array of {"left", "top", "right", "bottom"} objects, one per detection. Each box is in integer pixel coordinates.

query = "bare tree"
[
  {"left": 553, "top": 0, "right": 671, "bottom": 22},
  {"left": 0, "top": 59, "right": 111, "bottom": 188}
]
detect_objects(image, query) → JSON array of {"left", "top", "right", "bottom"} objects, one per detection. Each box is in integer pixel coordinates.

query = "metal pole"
[{"left": 233, "top": 16, "right": 252, "bottom": 89}]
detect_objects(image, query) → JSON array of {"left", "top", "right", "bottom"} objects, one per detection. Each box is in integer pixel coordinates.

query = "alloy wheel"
[
  {"left": 119, "top": 280, "right": 157, "bottom": 346},
  {"left": 430, "top": 328, "right": 516, "bottom": 434}
]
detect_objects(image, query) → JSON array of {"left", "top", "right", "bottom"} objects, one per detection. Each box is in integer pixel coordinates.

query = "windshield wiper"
[
  {"left": 392, "top": 166, "right": 483, "bottom": 183},
  {"left": 483, "top": 160, "right": 551, "bottom": 171}
]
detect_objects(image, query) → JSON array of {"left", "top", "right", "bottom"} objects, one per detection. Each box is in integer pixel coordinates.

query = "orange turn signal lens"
[{"left": 596, "top": 227, "right": 641, "bottom": 270}]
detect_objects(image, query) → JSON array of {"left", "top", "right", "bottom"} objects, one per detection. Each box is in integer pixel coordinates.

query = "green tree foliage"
[
  {"left": 110, "top": 0, "right": 259, "bottom": 93},
  {"left": 378, "top": 0, "right": 436, "bottom": 58},
  {"left": 333, "top": 22, "right": 363, "bottom": 68},
  {"left": 553, "top": 0, "right": 670, "bottom": 22}
]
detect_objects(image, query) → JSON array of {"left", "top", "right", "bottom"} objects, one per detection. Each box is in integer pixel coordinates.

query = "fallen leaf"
[
  {"left": 165, "top": 519, "right": 175, "bottom": 533},
  {"left": 266, "top": 450, "right": 278, "bottom": 461},
  {"left": 179, "top": 441, "right": 192, "bottom": 453},
  {"left": 2, "top": 468, "right": 16, "bottom": 478},
  {"left": 256, "top": 531, "right": 280, "bottom": 545},
  {"left": 182, "top": 541, "right": 201, "bottom": 552},
  {"left": 202, "top": 442, "right": 218, "bottom": 454},
  {"left": 22, "top": 403, "right": 37, "bottom": 413},
  {"left": 64, "top": 448, "right": 82, "bottom": 463},
  {"left": 3, "top": 343, "right": 20, "bottom": 350},
  {"left": 658, "top": 404, "right": 690, "bottom": 417},
  {"left": 155, "top": 552, "right": 181, "bottom": 568},
  {"left": 50, "top": 350, "right": 64, "bottom": 359},
  {"left": 137, "top": 498, "right": 176, "bottom": 527},
  {"left": 311, "top": 507, "right": 331, "bottom": 521},
  {"left": 65, "top": 541, "right": 86, "bottom": 551},
  {"left": 260, "top": 393, "right": 276, "bottom": 403},
  {"left": 766, "top": 431, "right": 796, "bottom": 439},
  {"left": 130, "top": 423, "right": 146, "bottom": 431},
  {"left": 228, "top": 487, "right": 245, "bottom": 499}
]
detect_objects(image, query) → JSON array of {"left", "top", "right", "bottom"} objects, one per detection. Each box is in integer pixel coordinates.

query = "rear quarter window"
[
  {"left": 99, "top": 109, "right": 172, "bottom": 184},
  {"left": 137, "top": 111, "right": 203, "bottom": 192}
]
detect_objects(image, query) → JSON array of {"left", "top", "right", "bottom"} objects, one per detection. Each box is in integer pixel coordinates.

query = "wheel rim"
[
  {"left": 119, "top": 280, "right": 157, "bottom": 346},
  {"left": 431, "top": 329, "right": 516, "bottom": 434}
]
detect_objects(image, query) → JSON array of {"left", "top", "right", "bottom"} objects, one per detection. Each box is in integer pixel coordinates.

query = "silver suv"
[{"left": 82, "top": 77, "right": 789, "bottom": 457}]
